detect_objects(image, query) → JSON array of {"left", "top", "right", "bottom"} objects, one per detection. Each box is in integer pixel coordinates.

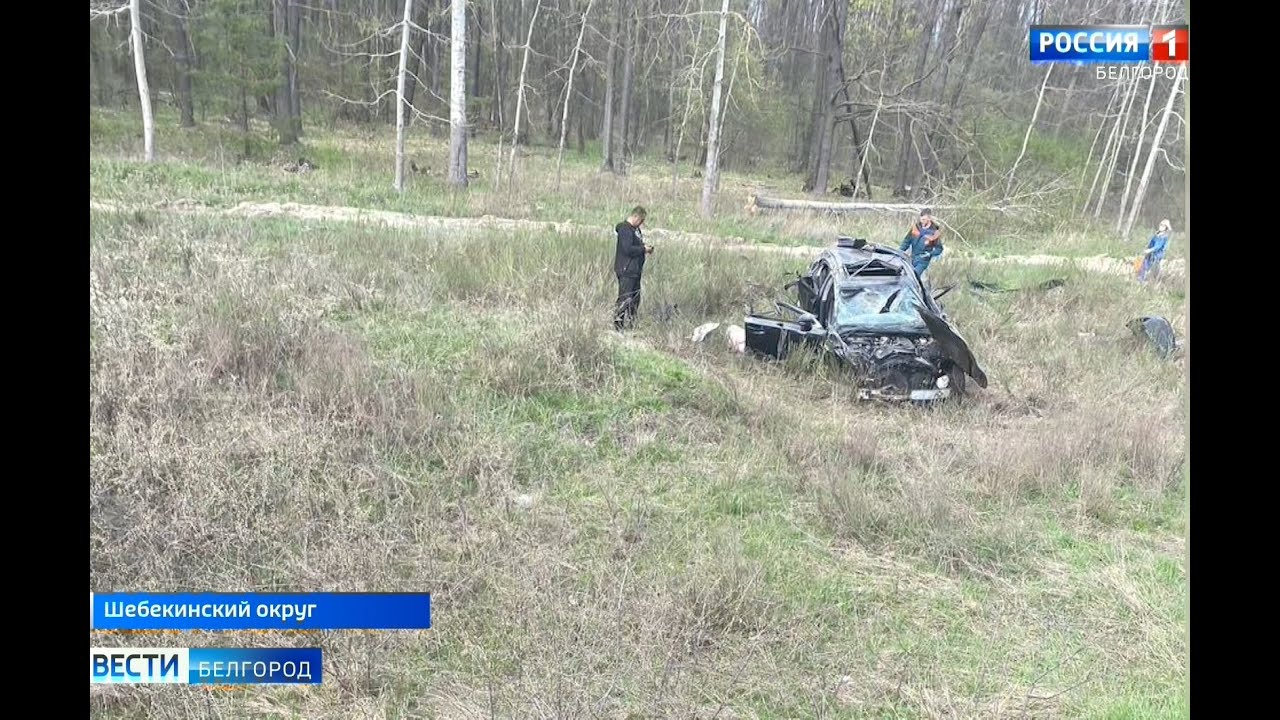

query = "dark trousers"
[{"left": 614, "top": 274, "right": 642, "bottom": 330}]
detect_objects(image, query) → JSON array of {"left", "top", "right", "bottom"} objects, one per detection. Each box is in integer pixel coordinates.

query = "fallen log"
[{"left": 746, "top": 194, "right": 1031, "bottom": 215}]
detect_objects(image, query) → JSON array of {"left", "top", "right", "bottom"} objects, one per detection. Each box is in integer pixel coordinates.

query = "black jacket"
[{"left": 614, "top": 221, "right": 647, "bottom": 278}]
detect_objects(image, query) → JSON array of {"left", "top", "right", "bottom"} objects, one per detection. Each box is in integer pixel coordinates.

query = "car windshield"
[{"left": 833, "top": 279, "right": 929, "bottom": 334}]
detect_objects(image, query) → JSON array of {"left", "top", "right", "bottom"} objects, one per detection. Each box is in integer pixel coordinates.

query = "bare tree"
[
  {"left": 1094, "top": 71, "right": 1142, "bottom": 218},
  {"left": 1005, "top": 64, "right": 1052, "bottom": 199},
  {"left": 671, "top": 0, "right": 707, "bottom": 196},
  {"left": 1117, "top": 72, "right": 1159, "bottom": 229},
  {"left": 699, "top": 0, "right": 730, "bottom": 218},
  {"left": 394, "top": 0, "right": 415, "bottom": 192},
  {"left": 1123, "top": 72, "right": 1183, "bottom": 236},
  {"left": 555, "top": 0, "right": 595, "bottom": 189},
  {"left": 507, "top": 0, "right": 542, "bottom": 188},
  {"left": 448, "top": 0, "right": 469, "bottom": 188},
  {"left": 129, "top": 0, "right": 154, "bottom": 162}
]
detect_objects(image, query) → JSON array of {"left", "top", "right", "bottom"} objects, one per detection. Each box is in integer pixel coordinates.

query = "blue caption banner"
[
  {"left": 1029, "top": 25, "right": 1151, "bottom": 64},
  {"left": 90, "top": 592, "right": 431, "bottom": 631},
  {"left": 90, "top": 647, "right": 323, "bottom": 685}
]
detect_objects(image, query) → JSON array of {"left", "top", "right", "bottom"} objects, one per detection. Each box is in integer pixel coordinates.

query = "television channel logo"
[
  {"left": 1151, "top": 25, "right": 1189, "bottom": 63},
  {"left": 1030, "top": 25, "right": 1150, "bottom": 64}
]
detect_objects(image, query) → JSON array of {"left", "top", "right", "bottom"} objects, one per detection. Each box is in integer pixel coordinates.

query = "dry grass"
[{"left": 89, "top": 200, "right": 1186, "bottom": 718}]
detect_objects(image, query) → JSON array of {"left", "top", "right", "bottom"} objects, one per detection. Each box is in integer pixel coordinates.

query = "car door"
[
  {"left": 790, "top": 261, "right": 828, "bottom": 315},
  {"left": 744, "top": 302, "right": 826, "bottom": 360}
]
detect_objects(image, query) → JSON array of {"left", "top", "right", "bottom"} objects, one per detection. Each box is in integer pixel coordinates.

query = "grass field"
[{"left": 89, "top": 110, "right": 1188, "bottom": 719}]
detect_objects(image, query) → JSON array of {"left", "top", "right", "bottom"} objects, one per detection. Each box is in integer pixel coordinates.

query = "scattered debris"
[
  {"left": 691, "top": 322, "right": 720, "bottom": 343},
  {"left": 1127, "top": 316, "right": 1179, "bottom": 358},
  {"left": 968, "top": 277, "right": 1066, "bottom": 294},
  {"left": 726, "top": 325, "right": 746, "bottom": 354},
  {"left": 283, "top": 157, "right": 317, "bottom": 174}
]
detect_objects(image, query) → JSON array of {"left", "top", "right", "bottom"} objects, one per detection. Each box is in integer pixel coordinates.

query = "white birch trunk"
[
  {"left": 507, "top": 0, "right": 542, "bottom": 188},
  {"left": 447, "top": 0, "right": 469, "bottom": 188},
  {"left": 130, "top": 0, "right": 155, "bottom": 163},
  {"left": 555, "top": 0, "right": 594, "bottom": 190},
  {"left": 1117, "top": 73, "right": 1159, "bottom": 229},
  {"left": 1123, "top": 73, "right": 1184, "bottom": 237},
  {"left": 1086, "top": 74, "right": 1136, "bottom": 215},
  {"left": 394, "top": 0, "right": 414, "bottom": 192},
  {"left": 1005, "top": 64, "right": 1051, "bottom": 199},
  {"left": 1094, "top": 71, "right": 1143, "bottom": 218},
  {"left": 671, "top": 2, "right": 706, "bottom": 197},
  {"left": 699, "top": 0, "right": 730, "bottom": 218}
]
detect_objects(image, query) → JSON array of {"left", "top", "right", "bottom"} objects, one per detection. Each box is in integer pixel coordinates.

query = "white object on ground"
[
  {"left": 692, "top": 322, "right": 721, "bottom": 343},
  {"left": 726, "top": 325, "right": 746, "bottom": 354}
]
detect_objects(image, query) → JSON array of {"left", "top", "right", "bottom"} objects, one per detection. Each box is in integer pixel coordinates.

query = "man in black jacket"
[{"left": 613, "top": 206, "right": 652, "bottom": 331}]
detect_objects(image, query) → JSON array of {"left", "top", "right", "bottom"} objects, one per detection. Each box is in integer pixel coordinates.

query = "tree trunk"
[
  {"left": 432, "top": 1, "right": 445, "bottom": 135},
  {"left": 614, "top": 0, "right": 635, "bottom": 174},
  {"left": 600, "top": 0, "right": 619, "bottom": 171},
  {"left": 1005, "top": 64, "right": 1052, "bottom": 199},
  {"left": 1088, "top": 74, "right": 1139, "bottom": 216},
  {"left": 1094, "top": 70, "right": 1143, "bottom": 218},
  {"left": 700, "top": 0, "right": 730, "bottom": 218},
  {"left": 405, "top": 6, "right": 428, "bottom": 126},
  {"left": 749, "top": 195, "right": 1028, "bottom": 214},
  {"left": 507, "top": 0, "right": 542, "bottom": 188},
  {"left": 130, "top": 0, "right": 155, "bottom": 162},
  {"left": 556, "top": 0, "right": 595, "bottom": 189},
  {"left": 448, "top": 0, "right": 470, "bottom": 187},
  {"left": 672, "top": 3, "right": 706, "bottom": 195},
  {"left": 171, "top": 0, "right": 195, "bottom": 128},
  {"left": 894, "top": 0, "right": 939, "bottom": 193},
  {"left": 472, "top": 4, "right": 483, "bottom": 100},
  {"left": 273, "top": 0, "right": 298, "bottom": 145},
  {"left": 1123, "top": 73, "right": 1183, "bottom": 237},
  {"left": 490, "top": 0, "right": 503, "bottom": 127},
  {"left": 395, "top": 0, "right": 414, "bottom": 192},
  {"left": 809, "top": 0, "right": 848, "bottom": 196},
  {"left": 289, "top": 0, "right": 302, "bottom": 135},
  {"left": 1083, "top": 77, "right": 1130, "bottom": 215},
  {"left": 1117, "top": 72, "right": 1160, "bottom": 230}
]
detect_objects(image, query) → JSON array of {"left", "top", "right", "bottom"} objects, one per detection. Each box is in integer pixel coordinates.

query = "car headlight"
[{"left": 936, "top": 375, "right": 950, "bottom": 389}]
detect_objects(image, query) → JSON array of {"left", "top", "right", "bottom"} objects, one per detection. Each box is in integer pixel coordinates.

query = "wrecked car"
[{"left": 744, "top": 237, "right": 988, "bottom": 402}]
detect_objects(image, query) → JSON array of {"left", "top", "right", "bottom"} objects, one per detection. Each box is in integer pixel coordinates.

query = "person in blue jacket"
[
  {"left": 900, "top": 209, "right": 944, "bottom": 279},
  {"left": 1138, "top": 219, "right": 1171, "bottom": 283}
]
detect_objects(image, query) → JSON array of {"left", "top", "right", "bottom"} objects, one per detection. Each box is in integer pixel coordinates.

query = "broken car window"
[{"left": 834, "top": 280, "right": 928, "bottom": 333}]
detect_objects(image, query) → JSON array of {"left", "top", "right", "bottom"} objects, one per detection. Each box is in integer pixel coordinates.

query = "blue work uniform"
[
  {"left": 1139, "top": 232, "right": 1168, "bottom": 282},
  {"left": 900, "top": 223, "right": 944, "bottom": 277}
]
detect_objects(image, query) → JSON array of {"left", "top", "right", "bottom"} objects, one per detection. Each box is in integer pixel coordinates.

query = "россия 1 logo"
[{"left": 1029, "top": 24, "right": 1189, "bottom": 64}]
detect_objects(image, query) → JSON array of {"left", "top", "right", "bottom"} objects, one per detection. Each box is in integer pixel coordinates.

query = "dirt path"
[{"left": 89, "top": 198, "right": 1185, "bottom": 280}]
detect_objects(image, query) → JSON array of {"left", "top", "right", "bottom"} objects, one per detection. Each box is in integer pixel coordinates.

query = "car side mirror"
[{"left": 797, "top": 312, "right": 821, "bottom": 332}]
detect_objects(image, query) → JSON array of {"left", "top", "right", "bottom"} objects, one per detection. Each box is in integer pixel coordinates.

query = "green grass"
[{"left": 90, "top": 193, "right": 1186, "bottom": 718}]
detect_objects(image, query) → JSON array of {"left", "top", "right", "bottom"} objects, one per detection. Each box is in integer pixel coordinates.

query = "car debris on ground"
[
  {"left": 691, "top": 322, "right": 747, "bottom": 354},
  {"left": 967, "top": 277, "right": 1066, "bottom": 295},
  {"left": 1128, "top": 316, "right": 1181, "bottom": 358}
]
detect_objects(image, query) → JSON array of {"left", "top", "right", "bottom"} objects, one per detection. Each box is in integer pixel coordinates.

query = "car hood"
[{"left": 917, "top": 308, "right": 988, "bottom": 388}]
